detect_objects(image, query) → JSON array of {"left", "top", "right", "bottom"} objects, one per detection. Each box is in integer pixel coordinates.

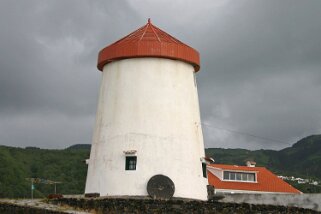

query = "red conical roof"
[{"left": 97, "top": 19, "right": 200, "bottom": 72}]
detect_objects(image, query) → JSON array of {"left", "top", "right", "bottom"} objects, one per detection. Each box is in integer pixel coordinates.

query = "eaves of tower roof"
[{"left": 97, "top": 19, "right": 200, "bottom": 72}]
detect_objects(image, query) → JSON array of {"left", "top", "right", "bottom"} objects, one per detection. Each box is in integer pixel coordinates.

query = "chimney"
[{"left": 246, "top": 160, "right": 256, "bottom": 167}]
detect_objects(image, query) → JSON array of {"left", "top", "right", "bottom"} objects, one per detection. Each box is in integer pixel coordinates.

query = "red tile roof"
[
  {"left": 97, "top": 19, "right": 200, "bottom": 72},
  {"left": 208, "top": 164, "right": 301, "bottom": 194}
]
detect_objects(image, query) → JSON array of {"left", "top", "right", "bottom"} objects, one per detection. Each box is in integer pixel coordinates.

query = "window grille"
[{"left": 125, "top": 156, "right": 137, "bottom": 170}]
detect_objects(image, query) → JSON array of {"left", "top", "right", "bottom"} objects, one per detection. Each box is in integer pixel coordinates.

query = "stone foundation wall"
[
  {"left": 0, "top": 201, "right": 65, "bottom": 214},
  {"left": 51, "top": 197, "right": 319, "bottom": 214}
]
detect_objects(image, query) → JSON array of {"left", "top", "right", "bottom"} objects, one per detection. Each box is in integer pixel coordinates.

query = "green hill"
[
  {"left": 66, "top": 144, "right": 91, "bottom": 150},
  {"left": 278, "top": 135, "right": 321, "bottom": 178},
  {"left": 205, "top": 135, "right": 321, "bottom": 179},
  {"left": 205, "top": 135, "right": 321, "bottom": 193},
  {"left": 0, "top": 135, "right": 320, "bottom": 198},
  {"left": 0, "top": 146, "right": 89, "bottom": 198}
]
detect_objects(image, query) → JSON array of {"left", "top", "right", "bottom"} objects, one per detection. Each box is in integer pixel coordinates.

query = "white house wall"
[
  {"left": 215, "top": 189, "right": 293, "bottom": 194},
  {"left": 208, "top": 167, "right": 223, "bottom": 180}
]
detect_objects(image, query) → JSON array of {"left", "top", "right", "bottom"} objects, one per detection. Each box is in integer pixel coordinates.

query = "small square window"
[{"left": 125, "top": 156, "right": 137, "bottom": 170}]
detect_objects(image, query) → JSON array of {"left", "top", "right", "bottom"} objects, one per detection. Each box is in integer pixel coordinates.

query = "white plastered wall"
[{"left": 85, "top": 58, "right": 208, "bottom": 200}]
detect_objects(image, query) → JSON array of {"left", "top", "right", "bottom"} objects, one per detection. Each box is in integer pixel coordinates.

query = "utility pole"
[
  {"left": 31, "top": 179, "right": 34, "bottom": 199},
  {"left": 26, "top": 178, "right": 61, "bottom": 198},
  {"left": 51, "top": 181, "right": 61, "bottom": 194}
]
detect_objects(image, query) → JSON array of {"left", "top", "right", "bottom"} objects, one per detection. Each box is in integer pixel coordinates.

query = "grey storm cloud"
[{"left": 0, "top": 0, "right": 321, "bottom": 150}]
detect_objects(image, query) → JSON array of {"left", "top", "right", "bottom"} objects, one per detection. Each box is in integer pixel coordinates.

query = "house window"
[
  {"left": 236, "top": 173, "right": 242, "bottom": 181},
  {"left": 248, "top": 173, "right": 255, "bottom": 181},
  {"left": 223, "top": 172, "right": 229, "bottom": 180},
  {"left": 125, "top": 156, "right": 137, "bottom": 170},
  {"left": 202, "top": 163, "right": 207, "bottom": 178},
  {"left": 223, "top": 171, "right": 256, "bottom": 182},
  {"left": 230, "top": 172, "right": 236, "bottom": 180}
]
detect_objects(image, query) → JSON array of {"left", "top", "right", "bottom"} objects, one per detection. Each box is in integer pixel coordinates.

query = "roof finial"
[{"left": 148, "top": 18, "right": 151, "bottom": 24}]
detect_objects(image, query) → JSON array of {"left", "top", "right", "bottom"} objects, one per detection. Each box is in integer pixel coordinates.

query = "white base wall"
[
  {"left": 85, "top": 58, "right": 208, "bottom": 200},
  {"left": 220, "top": 193, "right": 321, "bottom": 212}
]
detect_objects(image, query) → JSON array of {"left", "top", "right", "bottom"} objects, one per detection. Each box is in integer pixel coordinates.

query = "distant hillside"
[
  {"left": 205, "top": 135, "right": 321, "bottom": 193},
  {"left": 66, "top": 144, "right": 91, "bottom": 150},
  {"left": 0, "top": 146, "right": 89, "bottom": 198},
  {"left": 205, "top": 135, "right": 321, "bottom": 179},
  {"left": 0, "top": 135, "right": 320, "bottom": 198},
  {"left": 278, "top": 135, "right": 321, "bottom": 178}
]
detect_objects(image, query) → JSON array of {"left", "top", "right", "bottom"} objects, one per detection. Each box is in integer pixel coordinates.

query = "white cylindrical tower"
[{"left": 85, "top": 19, "right": 208, "bottom": 200}]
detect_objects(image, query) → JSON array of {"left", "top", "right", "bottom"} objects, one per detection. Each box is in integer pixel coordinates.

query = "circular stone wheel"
[{"left": 147, "top": 174, "right": 175, "bottom": 200}]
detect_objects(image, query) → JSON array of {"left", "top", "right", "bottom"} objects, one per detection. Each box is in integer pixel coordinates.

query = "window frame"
[
  {"left": 223, "top": 171, "right": 256, "bottom": 183},
  {"left": 125, "top": 156, "right": 137, "bottom": 170}
]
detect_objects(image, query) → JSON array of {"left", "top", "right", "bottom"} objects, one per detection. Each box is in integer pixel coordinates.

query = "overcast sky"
[{"left": 1, "top": 0, "right": 320, "bottom": 150}]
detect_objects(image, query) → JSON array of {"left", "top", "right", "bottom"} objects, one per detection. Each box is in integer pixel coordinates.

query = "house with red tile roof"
[{"left": 207, "top": 163, "right": 301, "bottom": 194}]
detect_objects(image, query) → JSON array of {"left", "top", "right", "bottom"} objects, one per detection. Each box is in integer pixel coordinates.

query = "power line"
[{"left": 201, "top": 122, "right": 291, "bottom": 146}]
